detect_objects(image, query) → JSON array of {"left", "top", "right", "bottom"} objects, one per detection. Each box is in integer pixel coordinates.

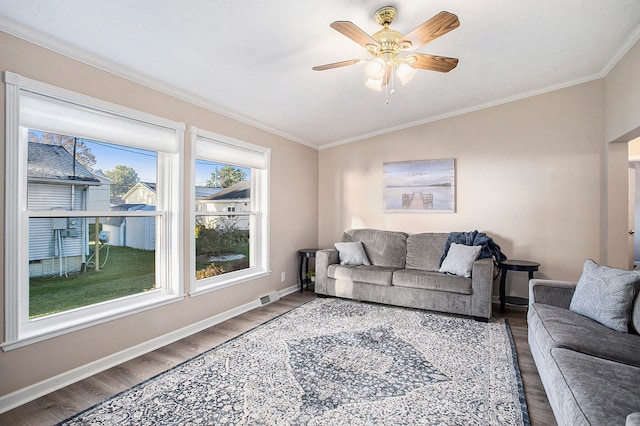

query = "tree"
[
  {"left": 205, "top": 165, "right": 246, "bottom": 188},
  {"left": 28, "top": 130, "right": 97, "bottom": 170},
  {"left": 104, "top": 165, "right": 139, "bottom": 196}
]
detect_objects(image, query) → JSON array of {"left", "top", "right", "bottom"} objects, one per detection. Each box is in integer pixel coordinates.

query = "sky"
[
  {"left": 195, "top": 160, "right": 250, "bottom": 187},
  {"left": 29, "top": 130, "right": 250, "bottom": 185},
  {"left": 84, "top": 139, "right": 157, "bottom": 182},
  {"left": 81, "top": 142, "right": 251, "bottom": 185}
]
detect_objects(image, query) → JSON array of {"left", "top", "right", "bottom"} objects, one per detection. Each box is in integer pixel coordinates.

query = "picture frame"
[{"left": 383, "top": 158, "right": 456, "bottom": 213}]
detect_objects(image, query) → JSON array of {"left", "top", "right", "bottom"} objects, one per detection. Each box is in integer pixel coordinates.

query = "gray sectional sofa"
[
  {"left": 528, "top": 278, "right": 640, "bottom": 425},
  {"left": 315, "top": 229, "right": 494, "bottom": 320}
]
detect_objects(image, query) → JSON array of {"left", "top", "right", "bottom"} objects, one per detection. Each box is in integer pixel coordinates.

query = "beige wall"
[
  {"left": 605, "top": 40, "right": 640, "bottom": 268},
  {"left": 606, "top": 41, "right": 640, "bottom": 144},
  {"left": 0, "top": 32, "right": 318, "bottom": 396},
  {"left": 319, "top": 80, "right": 606, "bottom": 298}
]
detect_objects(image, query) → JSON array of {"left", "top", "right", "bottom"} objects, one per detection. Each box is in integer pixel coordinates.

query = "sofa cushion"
[
  {"left": 439, "top": 242, "right": 481, "bottom": 278},
  {"left": 343, "top": 229, "right": 408, "bottom": 268},
  {"left": 550, "top": 347, "right": 640, "bottom": 426},
  {"left": 334, "top": 241, "right": 371, "bottom": 266},
  {"left": 529, "top": 303, "right": 640, "bottom": 367},
  {"left": 392, "top": 269, "right": 472, "bottom": 294},
  {"left": 327, "top": 264, "right": 398, "bottom": 286},
  {"left": 405, "top": 233, "right": 448, "bottom": 272},
  {"left": 569, "top": 260, "right": 640, "bottom": 332}
]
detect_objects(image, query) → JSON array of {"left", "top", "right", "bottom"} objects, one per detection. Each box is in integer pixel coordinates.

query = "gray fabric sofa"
[
  {"left": 528, "top": 279, "right": 640, "bottom": 425},
  {"left": 315, "top": 229, "right": 494, "bottom": 320}
]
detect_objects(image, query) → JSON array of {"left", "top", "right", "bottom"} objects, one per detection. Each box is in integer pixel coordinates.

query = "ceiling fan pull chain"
[
  {"left": 385, "top": 82, "right": 390, "bottom": 105},
  {"left": 386, "top": 65, "right": 396, "bottom": 105},
  {"left": 391, "top": 67, "right": 396, "bottom": 95}
]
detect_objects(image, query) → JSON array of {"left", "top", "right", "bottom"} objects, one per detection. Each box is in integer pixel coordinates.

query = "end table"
[
  {"left": 498, "top": 259, "right": 540, "bottom": 313},
  {"left": 297, "top": 249, "right": 318, "bottom": 293}
]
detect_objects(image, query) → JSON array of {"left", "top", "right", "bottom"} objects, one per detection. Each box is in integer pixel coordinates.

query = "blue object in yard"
[{"left": 98, "top": 230, "right": 110, "bottom": 244}]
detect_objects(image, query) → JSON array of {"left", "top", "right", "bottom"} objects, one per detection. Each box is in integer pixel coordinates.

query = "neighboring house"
[
  {"left": 109, "top": 184, "right": 222, "bottom": 250},
  {"left": 118, "top": 182, "right": 157, "bottom": 250},
  {"left": 27, "top": 142, "right": 106, "bottom": 277},
  {"left": 87, "top": 169, "right": 113, "bottom": 211},
  {"left": 195, "top": 186, "right": 221, "bottom": 199},
  {"left": 198, "top": 181, "right": 251, "bottom": 231},
  {"left": 123, "top": 182, "right": 156, "bottom": 205},
  {"left": 101, "top": 204, "right": 156, "bottom": 250},
  {"left": 124, "top": 183, "right": 222, "bottom": 206}
]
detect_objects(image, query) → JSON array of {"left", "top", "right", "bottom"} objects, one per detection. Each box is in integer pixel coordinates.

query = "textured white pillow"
[
  {"left": 439, "top": 243, "right": 481, "bottom": 278},
  {"left": 334, "top": 242, "right": 371, "bottom": 266},
  {"left": 569, "top": 259, "right": 640, "bottom": 332}
]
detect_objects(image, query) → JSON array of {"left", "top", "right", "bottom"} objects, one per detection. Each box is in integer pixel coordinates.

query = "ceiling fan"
[{"left": 313, "top": 6, "right": 460, "bottom": 93}]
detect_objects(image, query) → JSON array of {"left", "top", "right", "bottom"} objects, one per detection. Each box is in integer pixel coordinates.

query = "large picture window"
[
  {"left": 3, "top": 72, "right": 185, "bottom": 349},
  {"left": 190, "top": 127, "right": 270, "bottom": 295}
]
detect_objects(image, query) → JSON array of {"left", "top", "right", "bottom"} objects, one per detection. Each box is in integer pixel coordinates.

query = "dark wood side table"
[
  {"left": 498, "top": 259, "right": 540, "bottom": 313},
  {"left": 297, "top": 249, "right": 318, "bottom": 293}
]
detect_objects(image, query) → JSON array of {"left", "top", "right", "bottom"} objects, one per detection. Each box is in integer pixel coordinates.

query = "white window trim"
[
  {"left": 2, "top": 72, "right": 186, "bottom": 351},
  {"left": 190, "top": 126, "right": 270, "bottom": 297}
]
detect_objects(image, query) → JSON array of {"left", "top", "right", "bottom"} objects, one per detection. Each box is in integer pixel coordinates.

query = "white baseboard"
[
  {"left": 279, "top": 284, "right": 300, "bottom": 298},
  {"left": 0, "top": 284, "right": 299, "bottom": 414}
]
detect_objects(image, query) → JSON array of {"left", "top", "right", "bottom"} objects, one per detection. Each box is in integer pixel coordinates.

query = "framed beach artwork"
[{"left": 383, "top": 158, "right": 456, "bottom": 213}]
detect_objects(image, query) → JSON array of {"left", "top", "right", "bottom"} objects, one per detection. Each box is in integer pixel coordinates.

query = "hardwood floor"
[
  {"left": 0, "top": 293, "right": 555, "bottom": 425},
  {"left": 496, "top": 305, "right": 557, "bottom": 426}
]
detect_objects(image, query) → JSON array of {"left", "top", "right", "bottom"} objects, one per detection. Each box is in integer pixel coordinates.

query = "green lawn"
[{"left": 29, "top": 246, "right": 155, "bottom": 318}]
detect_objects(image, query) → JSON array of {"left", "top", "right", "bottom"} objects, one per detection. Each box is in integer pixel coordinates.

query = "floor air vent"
[{"left": 260, "top": 291, "right": 280, "bottom": 306}]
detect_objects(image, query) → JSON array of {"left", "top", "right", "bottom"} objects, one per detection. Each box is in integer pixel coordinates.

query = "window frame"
[
  {"left": 2, "top": 72, "right": 185, "bottom": 350},
  {"left": 190, "top": 126, "right": 270, "bottom": 296}
]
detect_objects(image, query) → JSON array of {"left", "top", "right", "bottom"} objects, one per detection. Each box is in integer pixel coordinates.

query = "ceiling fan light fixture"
[
  {"left": 365, "top": 58, "right": 387, "bottom": 80},
  {"left": 396, "top": 61, "right": 417, "bottom": 85},
  {"left": 364, "top": 77, "right": 383, "bottom": 91},
  {"left": 313, "top": 8, "right": 460, "bottom": 100}
]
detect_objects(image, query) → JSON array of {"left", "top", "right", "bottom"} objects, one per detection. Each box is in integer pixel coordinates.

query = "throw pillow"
[
  {"left": 569, "top": 259, "right": 640, "bottom": 333},
  {"left": 334, "top": 242, "right": 371, "bottom": 266},
  {"left": 438, "top": 242, "right": 481, "bottom": 278}
]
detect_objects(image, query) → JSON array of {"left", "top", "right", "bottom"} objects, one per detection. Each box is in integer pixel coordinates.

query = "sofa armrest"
[
  {"left": 315, "top": 248, "right": 339, "bottom": 295},
  {"left": 529, "top": 279, "right": 577, "bottom": 309},
  {"left": 470, "top": 258, "right": 494, "bottom": 319}
]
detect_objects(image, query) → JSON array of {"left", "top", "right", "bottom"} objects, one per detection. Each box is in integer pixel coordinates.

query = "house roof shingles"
[
  {"left": 28, "top": 142, "right": 100, "bottom": 184},
  {"left": 195, "top": 186, "right": 221, "bottom": 199},
  {"left": 206, "top": 181, "right": 250, "bottom": 200}
]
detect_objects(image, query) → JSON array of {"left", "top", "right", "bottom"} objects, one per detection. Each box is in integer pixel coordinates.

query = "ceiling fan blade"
[
  {"left": 312, "top": 59, "right": 361, "bottom": 71},
  {"left": 330, "top": 21, "right": 378, "bottom": 48},
  {"left": 400, "top": 11, "right": 460, "bottom": 50},
  {"left": 408, "top": 53, "right": 459, "bottom": 73}
]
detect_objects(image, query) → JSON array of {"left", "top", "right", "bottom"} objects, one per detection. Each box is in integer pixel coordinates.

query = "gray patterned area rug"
[{"left": 59, "top": 298, "right": 530, "bottom": 425}]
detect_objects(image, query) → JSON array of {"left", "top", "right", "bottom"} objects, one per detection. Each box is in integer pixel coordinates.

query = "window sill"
[
  {"left": 1, "top": 293, "right": 185, "bottom": 351},
  {"left": 190, "top": 269, "right": 270, "bottom": 297}
]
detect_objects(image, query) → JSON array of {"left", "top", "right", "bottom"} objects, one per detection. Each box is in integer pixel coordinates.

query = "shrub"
[
  {"left": 195, "top": 263, "right": 225, "bottom": 280},
  {"left": 195, "top": 216, "right": 248, "bottom": 256}
]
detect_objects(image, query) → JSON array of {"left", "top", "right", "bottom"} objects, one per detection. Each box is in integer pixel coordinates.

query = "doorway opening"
[{"left": 628, "top": 136, "right": 640, "bottom": 268}]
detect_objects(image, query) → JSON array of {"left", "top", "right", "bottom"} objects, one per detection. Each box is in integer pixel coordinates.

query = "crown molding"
[
  {"left": 601, "top": 22, "right": 640, "bottom": 76},
  {"left": 319, "top": 72, "right": 604, "bottom": 150},
  {"left": 0, "top": 16, "right": 318, "bottom": 150}
]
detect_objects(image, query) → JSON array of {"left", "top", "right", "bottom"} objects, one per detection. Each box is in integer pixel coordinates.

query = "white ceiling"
[{"left": 1, "top": 1, "right": 640, "bottom": 149}]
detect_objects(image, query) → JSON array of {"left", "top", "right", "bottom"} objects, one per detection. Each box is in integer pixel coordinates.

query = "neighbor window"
[
  {"left": 2, "top": 72, "right": 185, "bottom": 349},
  {"left": 191, "top": 126, "right": 270, "bottom": 295}
]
